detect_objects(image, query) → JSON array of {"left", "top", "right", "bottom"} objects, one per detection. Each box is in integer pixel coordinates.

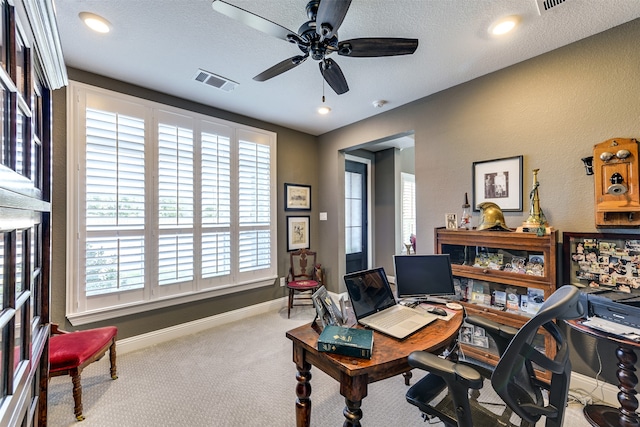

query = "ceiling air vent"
[
  {"left": 536, "top": 0, "right": 568, "bottom": 14},
  {"left": 193, "top": 69, "right": 238, "bottom": 92}
]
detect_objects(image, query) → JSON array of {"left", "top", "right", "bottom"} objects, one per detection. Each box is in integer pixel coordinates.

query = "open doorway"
[{"left": 343, "top": 132, "right": 415, "bottom": 274}]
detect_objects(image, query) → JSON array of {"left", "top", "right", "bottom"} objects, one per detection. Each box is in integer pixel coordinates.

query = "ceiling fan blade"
[
  {"left": 319, "top": 58, "right": 349, "bottom": 95},
  {"left": 316, "top": 0, "right": 352, "bottom": 39},
  {"left": 253, "top": 55, "right": 308, "bottom": 82},
  {"left": 212, "top": 0, "right": 299, "bottom": 42},
  {"left": 337, "top": 38, "right": 419, "bottom": 57}
]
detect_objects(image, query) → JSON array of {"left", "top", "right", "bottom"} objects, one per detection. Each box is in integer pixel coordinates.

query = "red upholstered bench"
[{"left": 49, "top": 325, "right": 118, "bottom": 421}]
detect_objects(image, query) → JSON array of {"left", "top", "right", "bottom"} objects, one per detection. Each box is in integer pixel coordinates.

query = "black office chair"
[{"left": 406, "top": 285, "right": 583, "bottom": 427}]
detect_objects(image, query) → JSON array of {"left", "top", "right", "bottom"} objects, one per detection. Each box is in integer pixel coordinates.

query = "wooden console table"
[
  {"left": 285, "top": 311, "right": 463, "bottom": 427},
  {"left": 567, "top": 319, "right": 640, "bottom": 427}
]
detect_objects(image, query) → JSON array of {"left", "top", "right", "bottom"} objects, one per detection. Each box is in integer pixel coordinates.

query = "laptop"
[{"left": 343, "top": 267, "right": 438, "bottom": 339}]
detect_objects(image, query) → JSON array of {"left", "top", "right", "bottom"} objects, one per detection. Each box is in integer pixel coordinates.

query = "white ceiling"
[{"left": 54, "top": 0, "right": 640, "bottom": 136}]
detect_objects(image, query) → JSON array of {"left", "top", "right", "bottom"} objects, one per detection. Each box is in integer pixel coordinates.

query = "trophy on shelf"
[
  {"left": 517, "top": 169, "right": 552, "bottom": 235},
  {"left": 459, "top": 192, "right": 472, "bottom": 229}
]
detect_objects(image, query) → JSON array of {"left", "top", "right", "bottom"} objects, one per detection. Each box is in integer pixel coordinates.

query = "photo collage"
[
  {"left": 570, "top": 238, "right": 640, "bottom": 293},
  {"left": 473, "top": 252, "right": 544, "bottom": 277}
]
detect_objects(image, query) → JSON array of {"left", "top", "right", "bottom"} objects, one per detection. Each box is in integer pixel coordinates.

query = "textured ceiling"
[{"left": 54, "top": 0, "right": 640, "bottom": 136}]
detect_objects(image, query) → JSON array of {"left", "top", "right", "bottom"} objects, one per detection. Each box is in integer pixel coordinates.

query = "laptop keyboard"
[{"left": 375, "top": 308, "right": 416, "bottom": 329}]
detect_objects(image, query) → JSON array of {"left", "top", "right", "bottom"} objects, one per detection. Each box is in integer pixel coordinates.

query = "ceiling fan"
[{"left": 211, "top": 0, "right": 419, "bottom": 95}]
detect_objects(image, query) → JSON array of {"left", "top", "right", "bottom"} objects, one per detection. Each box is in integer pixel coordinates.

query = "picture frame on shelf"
[
  {"left": 285, "top": 183, "right": 311, "bottom": 211},
  {"left": 445, "top": 213, "right": 458, "bottom": 229},
  {"left": 472, "top": 155, "right": 523, "bottom": 212},
  {"left": 287, "top": 216, "right": 310, "bottom": 251}
]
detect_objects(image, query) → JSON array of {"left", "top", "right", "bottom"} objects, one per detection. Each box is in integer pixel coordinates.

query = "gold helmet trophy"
[
  {"left": 517, "top": 169, "right": 551, "bottom": 235},
  {"left": 477, "top": 202, "right": 511, "bottom": 231}
]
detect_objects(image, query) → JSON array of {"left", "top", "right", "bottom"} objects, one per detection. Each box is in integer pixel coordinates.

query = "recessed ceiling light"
[
  {"left": 79, "top": 12, "right": 112, "bottom": 33},
  {"left": 317, "top": 105, "right": 331, "bottom": 115},
  {"left": 489, "top": 15, "right": 520, "bottom": 36}
]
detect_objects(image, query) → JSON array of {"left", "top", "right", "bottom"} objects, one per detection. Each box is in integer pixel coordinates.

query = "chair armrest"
[
  {"left": 314, "top": 264, "right": 323, "bottom": 283},
  {"left": 51, "top": 323, "right": 70, "bottom": 335},
  {"left": 408, "top": 351, "right": 483, "bottom": 389}
]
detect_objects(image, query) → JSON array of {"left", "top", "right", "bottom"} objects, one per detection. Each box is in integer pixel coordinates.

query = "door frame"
[{"left": 345, "top": 154, "right": 373, "bottom": 270}]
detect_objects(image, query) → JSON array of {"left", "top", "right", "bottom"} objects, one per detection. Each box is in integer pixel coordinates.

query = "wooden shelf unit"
[{"left": 435, "top": 227, "right": 558, "bottom": 381}]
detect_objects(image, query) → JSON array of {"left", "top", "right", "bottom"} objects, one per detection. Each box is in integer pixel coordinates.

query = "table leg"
[
  {"left": 343, "top": 399, "right": 362, "bottom": 427},
  {"left": 584, "top": 345, "right": 639, "bottom": 427},
  {"left": 293, "top": 344, "right": 312, "bottom": 427},
  {"left": 340, "top": 374, "right": 368, "bottom": 427},
  {"left": 295, "top": 367, "right": 312, "bottom": 427}
]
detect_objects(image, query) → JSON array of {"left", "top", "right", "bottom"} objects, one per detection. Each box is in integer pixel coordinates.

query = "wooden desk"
[
  {"left": 567, "top": 319, "right": 640, "bottom": 427},
  {"left": 286, "top": 311, "right": 463, "bottom": 427}
]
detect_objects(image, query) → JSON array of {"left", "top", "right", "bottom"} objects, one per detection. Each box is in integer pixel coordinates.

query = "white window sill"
[{"left": 66, "top": 276, "right": 277, "bottom": 326}]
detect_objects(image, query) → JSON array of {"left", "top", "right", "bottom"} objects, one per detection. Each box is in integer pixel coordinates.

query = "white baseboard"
[
  {"left": 116, "top": 297, "right": 288, "bottom": 355},
  {"left": 570, "top": 371, "right": 618, "bottom": 407}
]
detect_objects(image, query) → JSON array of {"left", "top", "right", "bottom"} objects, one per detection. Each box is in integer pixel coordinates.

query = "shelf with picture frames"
[{"left": 435, "top": 227, "right": 557, "bottom": 382}]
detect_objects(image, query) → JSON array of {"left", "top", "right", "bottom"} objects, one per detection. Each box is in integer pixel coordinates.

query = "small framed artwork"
[
  {"left": 285, "top": 183, "right": 311, "bottom": 211},
  {"left": 472, "top": 155, "right": 523, "bottom": 212},
  {"left": 445, "top": 213, "right": 458, "bottom": 229},
  {"left": 287, "top": 216, "right": 310, "bottom": 251}
]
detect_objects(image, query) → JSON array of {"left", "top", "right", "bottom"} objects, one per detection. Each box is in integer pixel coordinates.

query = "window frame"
[
  {"left": 401, "top": 172, "right": 416, "bottom": 252},
  {"left": 66, "top": 81, "right": 277, "bottom": 325}
]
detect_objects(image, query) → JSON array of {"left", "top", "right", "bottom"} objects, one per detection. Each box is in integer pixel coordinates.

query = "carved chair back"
[{"left": 289, "top": 249, "right": 318, "bottom": 282}]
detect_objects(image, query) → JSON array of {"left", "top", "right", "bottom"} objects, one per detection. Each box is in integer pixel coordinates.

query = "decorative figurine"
[
  {"left": 520, "top": 169, "right": 548, "bottom": 235},
  {"left": 459, "top": 192, "right": 472, "bottom": 229}
]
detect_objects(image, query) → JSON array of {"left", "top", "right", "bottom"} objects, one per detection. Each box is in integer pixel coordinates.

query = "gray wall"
[
  {"left": 316, "top": 18, "right": 640, "bottom": 382},
  {"left": 374, "top": 148, "right": 399, "bottom": 274},
  {"left": 51, "top": 69, "right": 319, "bottom": 339},
  {"left": 399, "top": 146, "right": 415, "bottom": 175}
]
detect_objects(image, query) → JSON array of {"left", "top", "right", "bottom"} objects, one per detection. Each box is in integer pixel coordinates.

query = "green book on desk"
[{"left": 317, "top": 325, "right": 374, "bottom": 359}]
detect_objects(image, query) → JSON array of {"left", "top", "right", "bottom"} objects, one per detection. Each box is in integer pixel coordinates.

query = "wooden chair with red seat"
[
  {"left": 286, "top": 248, "right": 323, "bottom": 318},
  {"left": 49, "top": 324, "right": 118, "bottom": 421}
]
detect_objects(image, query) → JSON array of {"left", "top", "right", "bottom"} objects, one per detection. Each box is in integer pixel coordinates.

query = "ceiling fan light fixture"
[
  {"left": 489, "top": 15, "right": 520, "bottom": 36},
  {"left": 211, "top": 0, "right": 418, "bottom": 96},
  {"left": 79, "top": 12, "right": 111, "bottom": 33}
]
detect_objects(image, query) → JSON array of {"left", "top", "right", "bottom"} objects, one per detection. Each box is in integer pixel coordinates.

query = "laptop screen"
[
  {"left": 344, "top": 267, "right": 397, "bottom": 319},
  {"left": 393, "top": 254, "right": 455, "bottom": 299}
]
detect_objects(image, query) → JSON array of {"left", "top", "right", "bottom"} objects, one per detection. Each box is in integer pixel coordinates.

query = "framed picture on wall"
[
  {"left": 472, "top": 155, "right": 523, "bottom": 212},
  {"left": 287, "top": 216, "right": 310, "bottom": 251},
  {"left": 285, "top": 183, "right": 311, "bottom": 211}
]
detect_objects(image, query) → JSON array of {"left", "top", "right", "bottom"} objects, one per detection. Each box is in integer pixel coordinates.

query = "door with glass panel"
[
  {"left": 0, "top": 1, "right": 57, "bottom": 425},
  {"left": 345, "top": 160, "right": 368, "bottom": 273}
]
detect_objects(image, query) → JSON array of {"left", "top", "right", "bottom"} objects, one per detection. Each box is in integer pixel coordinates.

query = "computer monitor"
[{"left": 393, "top": 254, "right": 455, "bottom": 299}]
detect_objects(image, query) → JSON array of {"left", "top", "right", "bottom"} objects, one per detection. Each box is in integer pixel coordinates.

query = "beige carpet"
[{"left": 47, "top": 306, "right": 594, "bottom": 426}]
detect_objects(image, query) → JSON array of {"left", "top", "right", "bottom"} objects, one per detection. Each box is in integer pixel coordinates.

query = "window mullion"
[
  {"left": 193, "top": 120, "right": 202, "bottom": 290},
  {"left": 229, "top": 128, "right": 239, "bottom": 280},
  {"left": 147, "top": 109, "right": 158, "bottom": 300}
]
